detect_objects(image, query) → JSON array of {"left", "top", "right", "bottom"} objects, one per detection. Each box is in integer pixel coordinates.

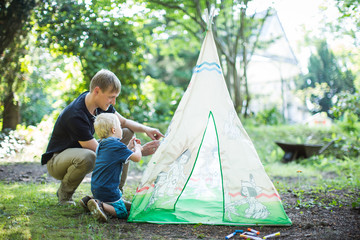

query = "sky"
[{"left": 270, "top": 0, "right": 327, "bottom": 42}]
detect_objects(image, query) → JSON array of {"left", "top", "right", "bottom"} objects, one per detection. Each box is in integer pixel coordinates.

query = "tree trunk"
[
  {"left": 224, "top": 58, "right": 232, "bottom": 98},
  {"left": 2, "top": 92, "right": 20, "bottom": 131},
  {"left": 233, "top": 63, "right": 242, "bottom": 113},
  {"left": 242, "top": 31, "right": 250, "bottom": 117}
]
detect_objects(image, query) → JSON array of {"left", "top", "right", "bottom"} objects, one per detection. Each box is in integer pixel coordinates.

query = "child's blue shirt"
[{"left": 91, "top": 137, "right": 133, "bottom": 202}]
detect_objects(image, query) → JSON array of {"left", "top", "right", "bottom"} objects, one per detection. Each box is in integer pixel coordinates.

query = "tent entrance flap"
[
  {"left": 174, "top": 111, "right": 224, "bottom": 222},
  {"left": 128, "top": 112, "right": 226, "bottom": 224}
]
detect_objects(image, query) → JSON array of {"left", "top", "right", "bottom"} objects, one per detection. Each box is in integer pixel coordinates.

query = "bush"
[
  {"left": 253, "top": 107, "right": 284, "bottom": 126},
  {"left": 141, "top": 76, "right": 183, "bottom": 124},
  {"left": 0, "top": 128, "right": 29, "bottom": 159},
  {"left": 332, "top": 91, "right": 360, "bottom": 120}
]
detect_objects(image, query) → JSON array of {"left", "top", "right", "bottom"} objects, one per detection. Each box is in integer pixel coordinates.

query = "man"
[{"left": 41, "top": 69, "right": 164, "bottom": 205}]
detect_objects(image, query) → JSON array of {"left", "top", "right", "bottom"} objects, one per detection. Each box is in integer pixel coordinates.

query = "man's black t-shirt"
[{"left": 41, "top": 91, "right": 115, "bottom": 165}]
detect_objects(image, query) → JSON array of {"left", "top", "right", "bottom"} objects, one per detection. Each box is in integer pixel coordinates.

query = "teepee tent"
[{"left": 128, "top": 14, "right": 292, "bottom": 226}]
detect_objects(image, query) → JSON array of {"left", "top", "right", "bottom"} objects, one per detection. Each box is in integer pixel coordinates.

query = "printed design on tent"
[
  {"left": 225, "top": 174, "right": 270, "bottom": 220},
  {"left": 193, "top": 61, "right": 222, "bottom": 74},
  {"left": 224, "top": 110, "right": 242, "bottom": 140},
  {"left": 179, "top": 111, "right": 222, "bottom": 202},
  {"left": 173, "top": 111, "right": 224, "bottom": 222},
  {"left": 144, "top": 149, "right": 191, "bottom": 211},
  {"left": 142, "top": 112, "right": 224, "bottom": 219}
]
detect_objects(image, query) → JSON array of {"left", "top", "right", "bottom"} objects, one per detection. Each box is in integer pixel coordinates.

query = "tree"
[
  {"left": 138, "top": 0, "right": 272, "bottom": 115},
  {"left": 0, "top": 0, "right": 37, "bottom": 55},
  {"left": 334, "top": 0, "right": 359, "bottom": 46},
  {"left": 35, "top": 0, "right": 150, "bottom": 120},
  {"left": 0, "top": 0, "right": 38, "bottom": 131},
  {"left": 299, "top": 40, "right": 355, "bottom": 117},
  {"left": 19, "top": 45, "right": 83, "bottom": 126}
]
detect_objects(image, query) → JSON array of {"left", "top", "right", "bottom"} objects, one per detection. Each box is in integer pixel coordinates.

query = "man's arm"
[
  {"left": 115, "top": 112, "right": 164, "bottom": 140},
  {"left": 79, "top": 138, "right": 99, "bottom": 152}
]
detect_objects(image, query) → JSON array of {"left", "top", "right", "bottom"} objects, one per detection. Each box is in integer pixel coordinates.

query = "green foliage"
[
  {"left": 252, "top": 107, "right": 284, "bottom": 126},
  {"left": 137, "top": 4, "right": 202, "bottom": 90},
  {"left": 328, "top": 91, "right": 360, "bottom": 158},
  {"left": 332, "top": 91, "right": 360, "bottom": 131},
  {"left": 138, "top": 0, "right": 273, "bottom": 115},
  {"left": 336, "top": 111, "right": 359, "bottom": 134},
  {"left": 144, "top": 42, "right": 199, "bottom": 89},
  {"left": 297, "top": 40, "right": 356, "bottom": 117},
  {"left": 328, "top": 132, "right": 360, "bottom": 159},
  {"left": 141, "top": 77, "right": 183, "bottom": 123},
  {"left": 0, "top": 35, "right": 28, "bottom": 130},
  {"left": 0, "top": 0, "right": 39, "bottom": 130},
  {"left": 333, "top": 0, "right": 359, "bottom": 46},
  {"left": 19, "top": 48, "right": 64, "bottom": 126},
  {"left": 0, "top": 0, "right": 37, "bottom": 55},
  {"left": 35, "top": 0, "right": 150, "bottom": 120},
  {"left": 332, "top": 91, "right": 360, "bottom": 118}
]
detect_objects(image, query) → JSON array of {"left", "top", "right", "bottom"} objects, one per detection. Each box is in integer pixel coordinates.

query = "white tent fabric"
[{"left": 128, "top": 27, "right": 291, "bottom": 226}]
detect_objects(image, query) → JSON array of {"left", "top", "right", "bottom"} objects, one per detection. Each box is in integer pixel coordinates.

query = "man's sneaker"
[
  {"left": 58, "top": 200, "right": 76, "bottom": 206},
  {"left": 79, "top": 196, "right": 92, "bottom": 211},
  {"left": 57, "top": 189, "right": 75, "bottom": 206},
  {"left": 87, "top": 199, "right": 108, "bottom": 222}
]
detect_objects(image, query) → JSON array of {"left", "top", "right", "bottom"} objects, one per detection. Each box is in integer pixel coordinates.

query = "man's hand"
[
  {"left": 141, "top": 140, "right": 161, "bottom": 156},
  {"left": 145, "top": 127, "right": 164, "bottom": 140}
]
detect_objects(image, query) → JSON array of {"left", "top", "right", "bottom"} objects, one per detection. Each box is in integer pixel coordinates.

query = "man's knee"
[
  {"left": 74, "top": 150, "right": 96, "bottom": 174},
  {"left": 83, "top": 150, "right": 96, "bottom": 173},
  {"left": 121, "top": 128, "right": 134, "bottom": 145}
]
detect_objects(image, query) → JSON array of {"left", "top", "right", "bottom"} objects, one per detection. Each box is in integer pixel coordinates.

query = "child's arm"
[
  {"left": 127, "top": 136, "right": 141, "bottom": 150},
  {"left": 129, "top": 139, "right": 142, "bottom": 162}
]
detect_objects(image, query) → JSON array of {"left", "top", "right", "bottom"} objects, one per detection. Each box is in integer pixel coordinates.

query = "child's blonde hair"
[{"left": 94, "top": 113, "right": 120, "bottom": 139}]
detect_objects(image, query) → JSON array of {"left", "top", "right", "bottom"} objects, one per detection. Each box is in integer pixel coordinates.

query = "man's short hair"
[
  {"left": 90, "top": 69, "right": 121, "bottom": 93},
  {"left": 94, "top": 113, "right": 120, "bottom": 139}
]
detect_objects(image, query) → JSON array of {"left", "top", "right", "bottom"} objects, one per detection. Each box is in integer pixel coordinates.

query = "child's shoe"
[
  {"left": 79, "top": 196, "right": 92, "bottom": 211},
  {"left": 87, "top": 199, "right": 108, "bottom": 222}
]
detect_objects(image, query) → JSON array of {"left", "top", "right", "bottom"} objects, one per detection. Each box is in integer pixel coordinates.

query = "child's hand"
[
  {"left": 133, "top": 139, "right": 143, "bottom": 152},
  {"left": 127, "top": 137, "right": 135, "bottom": 150},
  {"left": 128, "top": 137, "right": 142, "bottom": 152}
]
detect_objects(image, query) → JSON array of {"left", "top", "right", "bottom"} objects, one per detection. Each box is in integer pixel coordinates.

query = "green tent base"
[{"left": 128, "top": 194, "right": 292, "bottom": 226}]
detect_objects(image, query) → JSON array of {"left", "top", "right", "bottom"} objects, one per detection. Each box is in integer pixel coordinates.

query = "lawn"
[{"left": 0, "top": 122, "right": 359, "bottom": 239}]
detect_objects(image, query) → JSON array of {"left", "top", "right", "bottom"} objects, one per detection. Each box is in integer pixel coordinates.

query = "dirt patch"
[
  {"left": 0, "top": 162, "right": 54, "bottom": 184},
  {"left": 0, "top": 162, "right": 359, "bottom": 239}
]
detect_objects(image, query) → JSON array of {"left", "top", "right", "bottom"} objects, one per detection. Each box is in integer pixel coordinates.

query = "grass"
[
  {"left": 0, "top": 122, "right": 359, "bottom": 239},
  {"left": 1, "top": 182, "right": 86, "bottom": 239},
  {"left": 0, "top": 181, "right": 141, "bottom": 239}
]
